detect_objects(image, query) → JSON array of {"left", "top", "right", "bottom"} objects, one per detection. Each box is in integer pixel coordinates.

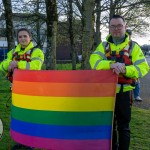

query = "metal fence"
[{"left": 0, "top": 48, "right": 8, "bottom": 61}]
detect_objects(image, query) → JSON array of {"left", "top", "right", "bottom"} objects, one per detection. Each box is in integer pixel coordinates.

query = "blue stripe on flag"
[{"left": 11, "top": 117, "right": 112, "bottom": 140}]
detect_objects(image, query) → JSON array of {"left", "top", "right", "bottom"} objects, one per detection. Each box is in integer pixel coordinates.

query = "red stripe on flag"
[{"left": 13, "top": 70, "right": 118, "bottom": 83}]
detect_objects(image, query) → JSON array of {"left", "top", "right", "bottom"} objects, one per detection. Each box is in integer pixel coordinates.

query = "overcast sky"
[{"left": 0, "top": 0, "right": 149, "bottom": 45}]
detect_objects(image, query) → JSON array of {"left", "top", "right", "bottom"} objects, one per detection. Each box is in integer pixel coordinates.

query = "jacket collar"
[
  {"left": 15, "top": 42, "right": 34, "bottom": 52},
  {"left": 106, "top": 33, "right": 130, "bottom": 45}
]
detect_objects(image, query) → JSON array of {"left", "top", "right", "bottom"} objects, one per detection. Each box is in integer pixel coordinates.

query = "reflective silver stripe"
[
  {"left": 124, "top": 52, "right": 129, "bottom": 57},
  {"left": 26, "top": 62, "right": 30, "bottom": 70},
  {"left": 129, "top": 42, "right": 135, "bottom": 56},
  {"left": 130, "top": 42, "right": 145, "bottom": 77},
  {"left": 105, "top": 44, "right": 109, "bottom": 50},
  {"left": 124, "top": 45, "right": 129, "bottom": 50},
  {"left": 26, "top": 50, "right": 31, "bottom": 54},
  {"left": 31, "top": 57, "right": 43, "bottom": 63},
  {"left": 133, "top": 59, "right": 145, "bottom": 78},
  {"left": 27, "top": 56, "right": 30, "bottom": 59},
  {"left": 102, "top": 41, "right": 108, "bottom": 48},
  {"left": 12, "top": 49, "right": 16, "bottom": 54},
  {"left": 93, "top": 60, "right": 101, "bottom": 69},
  {"left": 134, "top": 59, "right": 145, "bottom": 66},
  {"left": 93, "top": 51, "right": 107, "bottom": 60},
  {"left": 134, "top": 66, "right": 142, "bottom": 77},
  {"left": 92, "top": 42, "right": 107, "bottom": 69},
  {"left": 102, "top": 41, "right": 109, "bottom": 53}
]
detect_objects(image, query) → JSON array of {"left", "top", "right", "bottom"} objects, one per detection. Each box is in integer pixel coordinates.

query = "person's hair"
[
  {"left": 126, "top": 29, "right": 132, "bottom": 35},
  {"left": 110, "top": 15, "right": 125, "bottom": 23},
  {"left": 17, "top": 28, "right": 32, "bottom": 38}
]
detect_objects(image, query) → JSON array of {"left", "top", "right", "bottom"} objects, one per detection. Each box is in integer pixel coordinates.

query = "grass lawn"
[
  {"left": 130, "top": 107, "right": 150, "bottom": 150},
  {"left": 0, "top": 70, "right": 150, "bottom": 150}
]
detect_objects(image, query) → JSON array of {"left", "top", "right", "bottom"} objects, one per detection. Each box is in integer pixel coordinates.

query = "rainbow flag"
[{"left": 10, "top": 70, "right": 117, "bottom": 150}]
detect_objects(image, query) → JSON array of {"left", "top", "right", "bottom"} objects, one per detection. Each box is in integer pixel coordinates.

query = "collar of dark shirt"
[{"left": 112, "top": 35, "right": 125, "bottom": 45}]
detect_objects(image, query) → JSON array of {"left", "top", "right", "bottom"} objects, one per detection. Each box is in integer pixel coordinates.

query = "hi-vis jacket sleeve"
[
  {"left": 0, "top": 50, "right": 13, "bottom": 73},
  {"left": 89, "top": 42, "right": 149, "bottom": 79},
  {"left": 89, "top": 42, "right": 113, "bottom": 70},
  {"left": 125, "top": 43, "right": 149, "bottom": 79}
]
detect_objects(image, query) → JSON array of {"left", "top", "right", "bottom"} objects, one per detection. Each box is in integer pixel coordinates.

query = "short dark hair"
[
  {"left": 110, "top": 15, "right": 125, "bottom": 23},
  {"left": 126, "top": 29, "right": 132, "bottom": 35},
  {"left": 17, "top": 28, "right": 32, "bottom": 38}
]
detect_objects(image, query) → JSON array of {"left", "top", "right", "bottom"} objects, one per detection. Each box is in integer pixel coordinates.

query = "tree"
[
  {"left": 94, "top": 0, "right": 102, "bottom": 47},
  {"left": 100, "top": 0, "right": 150, "bottom": 34},
  {"left": 45, "top": 0, "right": 58, "bottom": 70},
  {"left": 68, "top": 0, "right": 76, "bottom": 70},
  {"left": 1, "top": 0, "right": 150, "bottom": 70},
  {"left": 2, "top": 0, "right": 15, "bottom": 51},
  {"left": 80, "top": 0, "right": 95, "bottom": 69},
  {"left": 35, "top": 0, "right": 43, "bottom": 48}
]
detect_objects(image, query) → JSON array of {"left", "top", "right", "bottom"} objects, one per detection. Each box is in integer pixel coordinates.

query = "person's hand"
[
  {"left": 8, "top": 61, "right": 18, "bottom": 72},
  {"left": 110, "top": 62, "right": 126, "bottom": 75}
]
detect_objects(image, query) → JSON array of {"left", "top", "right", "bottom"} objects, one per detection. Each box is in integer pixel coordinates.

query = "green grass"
[
  {"left": 0, "top": 69, "right": 150, "bottom": 150},
  {"left": 0, "top": 72, "right": 13, "bottom": 149},
  {"left": 130, "top": 107, "right": 150, "bottom": 150},
  {"left": 42, "top": 63, "right": 81, "bottom": 70}
]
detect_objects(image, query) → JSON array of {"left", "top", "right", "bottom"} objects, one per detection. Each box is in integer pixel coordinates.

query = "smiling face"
[
  {"left": 18, "top": 31, "right": 31, "bottom": 48},
  {"left": 109, "top": 18, "right": 127, "bottom": 39}
]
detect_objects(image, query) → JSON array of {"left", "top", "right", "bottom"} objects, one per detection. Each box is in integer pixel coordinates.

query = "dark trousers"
[{"left": 112, "top": 91, "right": 131, "bottom": 150}]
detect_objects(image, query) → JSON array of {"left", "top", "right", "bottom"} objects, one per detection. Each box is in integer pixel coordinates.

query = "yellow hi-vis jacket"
[
  {"left": 0, "top": 41, "right": 44, "bottom": 73},
  {"left": 89, "top": 33, "right": 149, "bottom": 93}
]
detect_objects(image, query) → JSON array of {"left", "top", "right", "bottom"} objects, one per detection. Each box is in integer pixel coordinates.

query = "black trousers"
[{"left": 112, "top": 91, "right": 131, "bottom": 150}]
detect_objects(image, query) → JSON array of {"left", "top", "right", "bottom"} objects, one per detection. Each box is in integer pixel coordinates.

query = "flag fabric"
[{"left": 10, "top": 70, "right": 117, "bottom": 150}]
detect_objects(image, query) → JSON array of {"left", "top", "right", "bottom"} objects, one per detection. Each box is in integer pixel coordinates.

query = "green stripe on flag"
[{"left": 12, "top": 105, "right": 113, "bottom": 126}]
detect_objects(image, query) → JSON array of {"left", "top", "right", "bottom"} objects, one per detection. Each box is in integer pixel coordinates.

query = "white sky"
[
  {"left": 133, "top": 33, "right": 150, "bottom": 46},
  {"left": 0, "top": 0, "right": 149, "bottom": 46},
  {"left": 101, "top": 28, "right": 150, "bottom": 46}
]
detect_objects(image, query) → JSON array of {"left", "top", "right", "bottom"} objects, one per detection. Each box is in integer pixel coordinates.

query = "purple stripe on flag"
[{"left": 11, "top": 129, "right": 111, "bottom": 150}]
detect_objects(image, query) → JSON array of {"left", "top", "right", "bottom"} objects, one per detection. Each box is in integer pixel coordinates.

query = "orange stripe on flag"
[{"left": 12, "top": 81, "right": 116, "bottom": 97}]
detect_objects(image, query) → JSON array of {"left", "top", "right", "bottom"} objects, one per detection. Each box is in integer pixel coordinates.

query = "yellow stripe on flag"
[{"left": 12, "top": 93, "right": 115, "bottom": 111}]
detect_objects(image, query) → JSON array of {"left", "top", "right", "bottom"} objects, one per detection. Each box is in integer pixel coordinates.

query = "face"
[
  {"left": 18, "top": 31, "right": 31, "bottom": 48},
  {"left": 109, "top": 18, "right": 127, "bottom": 39}
]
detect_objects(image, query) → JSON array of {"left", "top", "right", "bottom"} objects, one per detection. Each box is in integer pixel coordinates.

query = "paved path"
[{"left": 133, "top": 56, "right": 150, "bottom": 110}]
